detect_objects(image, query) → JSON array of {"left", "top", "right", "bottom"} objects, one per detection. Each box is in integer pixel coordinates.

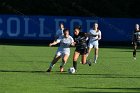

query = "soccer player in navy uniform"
[
  {"left": 73, "top": 26, "right": 91, "bottom": 71},
  {"left": 132, "top": 24, "right": 140, "bottom": 60}
]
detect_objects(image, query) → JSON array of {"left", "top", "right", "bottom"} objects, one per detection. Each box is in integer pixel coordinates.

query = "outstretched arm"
[
  {"left": 50, "top": 36, "right": 62, "bottom": 46},
  {"left": 49, "top": 41, "right": 58, "bottom": 47}
]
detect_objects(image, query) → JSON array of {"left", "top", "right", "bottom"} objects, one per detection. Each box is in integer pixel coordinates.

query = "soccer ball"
[{"left": 68, "top": 67, "right": 75, "bottom": 74}]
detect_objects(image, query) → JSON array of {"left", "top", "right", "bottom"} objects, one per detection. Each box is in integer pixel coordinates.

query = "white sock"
[{"left": 94, "top": 55, "right": 98, "bottom": 63}]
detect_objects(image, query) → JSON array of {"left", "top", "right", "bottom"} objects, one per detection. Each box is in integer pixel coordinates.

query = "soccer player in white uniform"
[
  {"left": 47, "top": 29, "right": 74, "bottom": 72},
  {"left": 55, "top": 23, "right": 64, "bottom": 40},
  {"left": 87, "top": 23, "right": 101, "bottom": 63}
]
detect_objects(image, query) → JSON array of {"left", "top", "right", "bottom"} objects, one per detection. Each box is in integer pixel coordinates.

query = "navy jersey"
[
  {"left": 133, "top": 30, "right": 140, "bottom": 42},
  {"left": 73, "top": 32, "right": 87, "bottom": 49}
]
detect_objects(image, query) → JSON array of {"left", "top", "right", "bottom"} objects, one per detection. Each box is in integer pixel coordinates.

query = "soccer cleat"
[
  {"left": 88, "top": 61, "right": 92, "bottom": 66},
  {"left": 46, "top": 69, "right": 51, "bottom": 72},
  {"left": 60, "top": 66, "right": 64, "bottom": 72},
  {"left": 86, "top": 60, "right": 92, "bottom": 66}
]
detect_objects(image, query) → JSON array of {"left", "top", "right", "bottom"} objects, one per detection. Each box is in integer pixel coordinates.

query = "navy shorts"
[
  {"left": 75, "top": 47, "right": 88, "bottom": 55},
  {"left": 134, "top": 41, "right": 140, "bottom": 46}
]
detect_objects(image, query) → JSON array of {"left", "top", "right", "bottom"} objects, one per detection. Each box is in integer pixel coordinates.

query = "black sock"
[
  {"left": 73, "top": 61, "right": 77, "bottom": 70},
  {"left": 133, "top": 50, "right": 136, "bottom": 57}
]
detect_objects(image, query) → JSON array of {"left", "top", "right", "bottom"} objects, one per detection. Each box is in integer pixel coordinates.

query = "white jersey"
[
  {"left": 57, "top": 35, "right": 74, "bottom": 48},
  {"left": 88, "top": 29, "right": 101, "bottom": 42},
  {"left": 88, "top": 29, "right": 101, "bottom": 49},
  {"left": 56, "top": 35, "right": 74, "bottom": 56}
]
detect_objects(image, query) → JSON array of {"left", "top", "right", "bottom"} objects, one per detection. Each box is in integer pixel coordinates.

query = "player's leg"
[
  {"left": 87, "top": 48, "right": 92, "bottom": 57},
  {"left": 81, "top": 54, "right": 87, "bottom": 64},
  {"left": 73, "top": 51, "right": 80, "bottom": 70},
  {"left": 47, "top": 52, "right": 61, "bottom": 72},
  {"left": 94, "top": 47, "right": 99, "bottom": 63},
  {"left": 80, "top": 48, "right": 91, "bottom": 66},
  {"left": 84, "top": 42, "right": 93, "bottom": 66},
  {"left": 133, "top": 42, "right": 137, "bottom": 59},
  {"left": 87, "top": 43, "right": 93, "bottom": 57},
  {"left": 60, "top": 54, "right": 69, "bottom": 72},
  {"left": 94, "top": 42, "right": 99, "bottom": 63}
]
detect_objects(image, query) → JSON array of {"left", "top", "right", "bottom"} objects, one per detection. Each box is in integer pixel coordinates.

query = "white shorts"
[
  {"left": 88, "top": 41, "right": 99, "bottom": 49},
  {"left": 56, "top": 48, "right": 70, "bottom": 57}
]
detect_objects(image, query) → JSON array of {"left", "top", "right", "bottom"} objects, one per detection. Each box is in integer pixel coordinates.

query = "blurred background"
[
  {"left": 0, "top": 0, "right": 140, "bottom": 45},
  {"left": 0, "top": 0, "right": 140, "bottom": 17}
]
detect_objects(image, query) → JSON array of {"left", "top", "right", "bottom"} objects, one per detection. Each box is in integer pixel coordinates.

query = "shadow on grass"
[
  {"left": 74, "top": 73, "right": 140, "bottom": 78},
  {"left": 70, "top": 87, "right": 140, "bottom": 93},
  {"left": 118, "top": 50, "right": 140, "bottom": 52},
  {"left": 70, "top": 87, "right": 140, "bottom": 90},
  {"left": 0, "top": 70, "right": 46, "bottom": 73},
  {"left": 55, "top": 72, "right": 140, "bottom": 78},
  {"left": 71, "top": 91, "right": 140, "bottom": 93},
  {"left": 0, "top": 70, "right": 68, "bottom": 73},
  {"left": 72, "top": 91, "right": 140, "bottom": 93},
  {"left": 1, "top": 70, "right": 140, "bottom": 79}
]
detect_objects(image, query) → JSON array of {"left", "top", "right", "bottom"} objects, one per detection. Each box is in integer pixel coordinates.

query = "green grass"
[{"left": 0, "top": 45, "right": 140, "bottom": 93}]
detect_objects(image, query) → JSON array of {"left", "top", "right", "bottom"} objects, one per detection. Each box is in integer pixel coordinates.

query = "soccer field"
[{"left": 0, "top": 45, "right": 140, "bottom": 93}]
